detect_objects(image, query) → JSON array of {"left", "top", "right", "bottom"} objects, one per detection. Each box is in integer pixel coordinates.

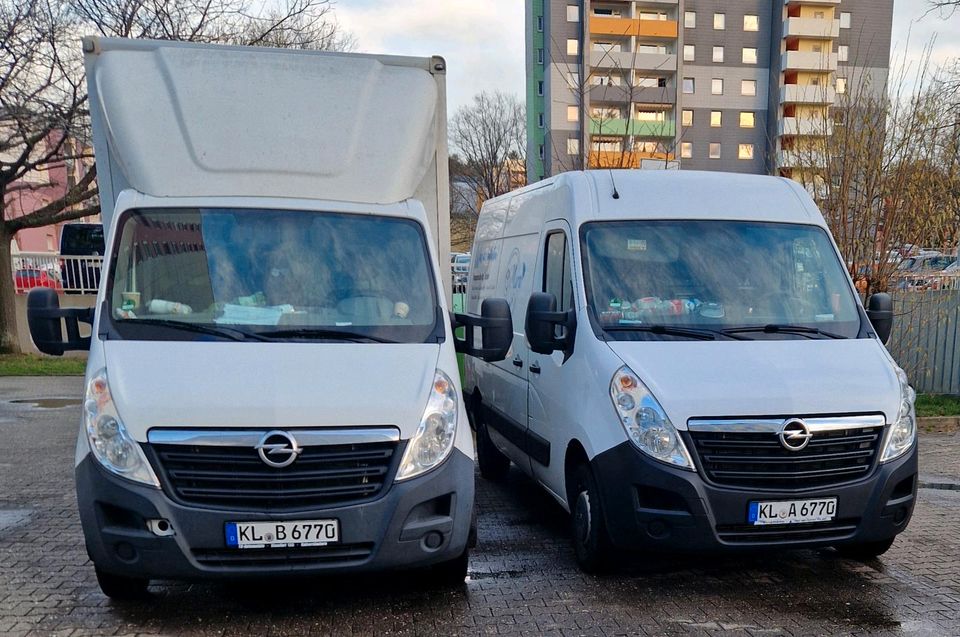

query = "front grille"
[
  {"left": 687, "top": 422, "right": 883, "bottom": 490},
  {"left": 193, "top": 543, "right": 374, "bottom": 568},
  {"left": 716, "top": 519, "right": 860, "bottom": 544},
  {"left": 148, "top": 441, "right": 400, "bottom": 511}
]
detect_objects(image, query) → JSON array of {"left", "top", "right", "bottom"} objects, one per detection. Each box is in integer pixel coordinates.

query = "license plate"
[
  {"left": 748, "top": 498, "right": 837, "bottom": 525},
  {"left": 225, "top": 519, "right": 339, "bottom": 549}
]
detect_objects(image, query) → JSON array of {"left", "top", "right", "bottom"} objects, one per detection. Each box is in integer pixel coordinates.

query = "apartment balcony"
[
  {"left": 590, "top": 17, "right": 678, "bottom": 38},
  {"left": 589, "top": 84, "right": 677, "bottom": 105},
  {"left": 784, "top": 0, "right": 839, "bottom": 5},
  {"left": 778, "top": 149, "right": 828, "bottom": 168},
  {"left": 590, "top": 50, "right": 677, "bottom": 72},
  {"left": 780, "top": 84, "right": 836, "bottom": 104},
  {"left": 781, "top": 51, "right": 838, "bottom": 72},
  {"left": 589, "top": 150, "right": 675, "bottom": 169},
  {"left": 783, "top": 17, "right": 840, "bottom": 39},
  {"left": 779, "top": 117, "right": 834, "bottom": 136},
  {"left": 589, "top": 118, "right": 676, "bottom": 138}
]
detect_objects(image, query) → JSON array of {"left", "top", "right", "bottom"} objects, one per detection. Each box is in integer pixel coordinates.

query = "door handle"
[
  {"left": 512, "top": 356, "right": 523, "bottom": 368},
  {"left": 529, "top": 362, "right": 541, "bottom": 374}
]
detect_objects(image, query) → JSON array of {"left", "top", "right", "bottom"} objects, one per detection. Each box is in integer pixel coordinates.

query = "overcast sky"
[{"left": 335, "top": 0, "right": 959, "bottom": 117}]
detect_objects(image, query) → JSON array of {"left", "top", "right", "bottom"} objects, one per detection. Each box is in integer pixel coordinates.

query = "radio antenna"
[{"left": 609, "top": 169, "right": 620, "bottom": 199}]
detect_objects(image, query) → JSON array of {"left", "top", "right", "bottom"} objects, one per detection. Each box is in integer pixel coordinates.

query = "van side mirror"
[
  {"left": 26, "top": 288, "right": 94, "bottom": 356},
  {"left": 525, "top": 292, "right": 576, "bottom": 358},
  {"left": 866, "top": 292, "right": 893, "bottom": 344},
  {"left": 452, "top": 298, "right": 513, "bottom": 362}
]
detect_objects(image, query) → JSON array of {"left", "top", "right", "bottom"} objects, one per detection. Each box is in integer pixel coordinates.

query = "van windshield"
[
  {"left": 580, "top": 220, "right": 863, "bottom": 340},
  {"left": 108, "top": 208, "right": 440, "bottom": 343}
]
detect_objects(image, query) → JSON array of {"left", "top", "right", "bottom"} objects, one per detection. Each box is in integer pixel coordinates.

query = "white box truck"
[{"left": 26, "top": 37, "right": 513, "bottom": 597}]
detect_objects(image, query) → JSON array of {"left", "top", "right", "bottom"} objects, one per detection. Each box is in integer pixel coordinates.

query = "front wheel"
[
  {"left": 95, "top": 567, "right": 149, "bottom": 600},
  {"left": 475, "top": 406, "right": 510, "bottom": 481},
  {"left": 570, "top": 464, "right": 612, "bottom": 573},
  {"left": 835, "top": 538, "right": 896, "bottom": 561}
]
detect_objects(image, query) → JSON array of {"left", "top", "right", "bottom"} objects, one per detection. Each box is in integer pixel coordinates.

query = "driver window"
[{"left": 544, "top": 231, "right": 573, "bottom": 312}]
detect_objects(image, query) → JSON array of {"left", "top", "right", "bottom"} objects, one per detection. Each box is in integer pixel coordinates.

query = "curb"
[{"left": 918, "top": 416, "right": 960, "bottom": 434}]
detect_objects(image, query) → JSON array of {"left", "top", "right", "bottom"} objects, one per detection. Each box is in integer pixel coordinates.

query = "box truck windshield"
[
  {"left": 581, "top": 220, "right": 863, "bottom": 339},
  {"left": 108, "top": 208, "right": 440, "bottom": 343}
]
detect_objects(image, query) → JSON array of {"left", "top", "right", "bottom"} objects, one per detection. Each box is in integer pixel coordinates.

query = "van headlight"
[
  {"left": 609, "top": 366, "right": 694, "bottom": 471},
  {"left": 84, "top": 368, "right": 160, "bottom": 487},
  {"left": 397, "top": 370, "right": 458, "bottom": 481},
  {"left": 881, "top": 366, "right": 917, "bottom": 463}
]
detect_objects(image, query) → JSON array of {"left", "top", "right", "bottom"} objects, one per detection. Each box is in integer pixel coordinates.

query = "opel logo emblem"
[
  {"left": 779, "top": 419, "right": 812, "bottom": 451},
  {"left": 255, "top": 430, "right": 302, "bottom": 468}
]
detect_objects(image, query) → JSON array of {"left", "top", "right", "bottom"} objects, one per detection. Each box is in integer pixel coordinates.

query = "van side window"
[{"left": 544, "top": 231, "right": 573, "bottom": 312}]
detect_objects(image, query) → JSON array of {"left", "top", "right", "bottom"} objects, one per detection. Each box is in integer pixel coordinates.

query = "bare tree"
[
  {"left": 0, "top": 0, "right": 352, "bottom": 353},
  {"left": 450, "top": 91, "right": 526, "bottom": 208}
]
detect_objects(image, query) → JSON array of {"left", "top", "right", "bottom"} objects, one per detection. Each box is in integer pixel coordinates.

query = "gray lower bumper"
[{"left": 76, "top": 449, "right": 474, "bottom": 580}]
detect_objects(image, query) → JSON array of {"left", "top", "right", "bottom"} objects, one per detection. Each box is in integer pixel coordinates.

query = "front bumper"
[
  {"left": 76, "top": 449, "right": 474, "bottom": 579},
  {"left": 591, "top": 441, "right": 918, "bottom": 552}
]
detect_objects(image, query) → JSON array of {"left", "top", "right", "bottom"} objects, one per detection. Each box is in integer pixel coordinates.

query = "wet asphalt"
[{"left": 0, "top": 376, "right": 958, "bottom": 636}]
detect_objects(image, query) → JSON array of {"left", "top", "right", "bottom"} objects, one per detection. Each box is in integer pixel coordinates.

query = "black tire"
[
  {"left": 430, "top": 549, "right": 469, "bottom": 586},
  {"left": 95, "top": 567, "right": 149, "bottom": 600},
  {"left": 475, "top": 406, "right": 510, "bottom": 482},
  {"left": 835, "top": 538, "right": 896, "bottom": 561},
  {"left": 570, "top": 464, "right": 612, "bottom": 573}
]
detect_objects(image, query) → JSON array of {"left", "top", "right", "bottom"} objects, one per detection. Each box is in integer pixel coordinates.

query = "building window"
[
  {"left": 741, "top": 79, "right": 757, "bottom": 96},
  {"left": 744, "top": 15, "right": 759, "bottom": 31},
  {"left": 537, "top": 81, "right": 544, "bottom": 96},
  {"left": 567, "top": 5, "right": 579, "bottom": 22},
  {"left": 636, "top": 76, "right": 660, "bottom": 88},
  {"left": 539, "top": 145, "right": 545, "bottom": 160},
  {"left": 683, "top": 45, "right": 695, "bottom": 62},
  {"left": 840, "top": 12, "right": 852, "bottom": 29},
  {"left": 713, "top": 13, "right": 725, "bottom": 30},
  {"left": 567, "top": 138, "right": 580, "bottom": 155},
  {"left": 567, "top": 106, "right": 579, "bottom": 122},
  {"left": 637, "top": 44, "right": 666, "bottom": 54},
  {"left": 682, "top": 109, "right": 693, "bottom": 126},
  {"left": 838, "top": 45, "right": 849, "bottom": 62},
  {"left": 684, "top": 11, "right": 696, "bottom": 28},
  {"left": 837, "top": 77, "right": 847, "bottom": 94},
  {"left": 681, "top": 142, "right": 693, "bottom": 159},
  {"left": 538, "top": 49, "right": 544, "bottom": 65},
  {"left": 567, "top": 39, "right": 579, "bottom": 56},
  {"left": 595, "top": 73, "right": 623, "bottom": 86},
  {"left": 683, "top": 77, "right": 695, "bottom": 94},
  {"left": 709, "top": 143, "right": 721, "bottom": 159},
  {"left": 742, "top": 48, "right": 757, "bottom": 64},
  {"left": 738, "top": 144, "right": 754, "bottom": 160},
  {"left": 713, "top": 46, "right": 724, "bottom": 63},
  {"left": 537, "top": 16, "right": 543, "bottom": 32},
  {"left": 538, "top": 113, "right": 544, "bottom": 128},
  {"left": 710, "top": 111, "right": 722, "bottom": 127},
  {"left": 711, "top": 78, "right": 723, "bottom": 95},
  {"left": 740, "top": 112, "right": 755, "bottom": 128}
]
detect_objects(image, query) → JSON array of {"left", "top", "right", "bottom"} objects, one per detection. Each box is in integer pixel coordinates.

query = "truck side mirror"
[
  {"left": 26, "top": 288, "right": 94, "bottom": 356},
  {"left": 452, "top": 298, "right": 513, "bottom": 362},
  {"left": 525, "top": 292, "right": 576, "bottom": 358},
  {"left": 866, "top": 292, "right": 893, "bottom": 344}
]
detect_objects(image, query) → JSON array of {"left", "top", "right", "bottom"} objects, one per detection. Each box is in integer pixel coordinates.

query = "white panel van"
[
  {"left": 464, "top": 170, "right": 917, "bottom": 571},
  {"left": 26, "top": 38, "right": 513, "bottom": 597}
]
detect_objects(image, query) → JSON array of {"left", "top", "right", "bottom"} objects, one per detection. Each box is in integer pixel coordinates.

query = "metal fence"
[
  {"left": 887, "top": 289, "right": 960, "bottom": 395},
  {"left": 12, "top": 252, "right": 103, "bottom": 295}
]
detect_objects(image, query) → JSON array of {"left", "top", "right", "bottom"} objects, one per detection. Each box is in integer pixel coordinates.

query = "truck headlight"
[
  {"left": 396, "top": 370, "right": 458, "bottom": 481},
  {"left": 609, "top": 366, "right": 694, "bottom": 471},
  {"left": 84, "top": 368, "right": 160, "bottom": 487},
  {"left": 881, "top": 366, "right": 916, "bottom": 463}
]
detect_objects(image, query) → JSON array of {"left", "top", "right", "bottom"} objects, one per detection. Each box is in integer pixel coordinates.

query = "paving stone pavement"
[{"left": 0, "top": 377, "right": 958, "bottom": 636}]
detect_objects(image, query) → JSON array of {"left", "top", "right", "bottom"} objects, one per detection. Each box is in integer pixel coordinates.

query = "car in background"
[
  {"left": 59, "top": 223, "right": 104, "bottom": 293},
  {"left": 452, "top": 252, "right": 471, "bottom": 289},
  {"left": 896, "top": 255, "right": 957, "bottom": 290},
  {"left": 15, "top": 268, "right": 62, "bottom": 294}
]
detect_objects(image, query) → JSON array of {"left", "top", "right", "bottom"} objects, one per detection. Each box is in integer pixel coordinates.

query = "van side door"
[{"left": 527, "top": 220, "right": 577, "bottom": 493}]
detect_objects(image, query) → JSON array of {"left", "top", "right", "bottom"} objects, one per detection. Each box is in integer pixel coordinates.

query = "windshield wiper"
[
  {"left": 118, "top": 319, "right": 271, "bottom": 342},
  {"left": 603, "top": 324, "right": 718, "bottom": 341},
  {"left": 721, "top": 324, "right": 847, "bottom": 339},
  {"left": 254, "top": 328, "right": 396, "bottom": 344}
]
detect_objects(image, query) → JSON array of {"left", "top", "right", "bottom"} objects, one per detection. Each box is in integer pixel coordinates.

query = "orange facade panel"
[
  {"left": 636, "top": 19, "right": 678, "bottom": 38},
  {"left": 590, "top": 16, "right": 637, "bottom": 36}
]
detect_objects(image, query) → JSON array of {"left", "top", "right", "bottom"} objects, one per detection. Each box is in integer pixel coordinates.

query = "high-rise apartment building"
[{"left": 525, "top": 0, "right": 893, "bottom": 183}]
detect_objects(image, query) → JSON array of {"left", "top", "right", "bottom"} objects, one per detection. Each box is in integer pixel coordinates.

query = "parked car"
[
  {"left": 464, "top": 170, "right": 916, "bottom": 572},
  {"left": 15, "top": 268, "right": 62, "bottom": 293},
  {"left": 452, "top": 253, "right": 471, "bottom": 287},
  {"left": 896, "top": 255, "right": 957, "bottom": 290},
  {"left": 59, "top": 222, "right": 104, "bottom": 293}
]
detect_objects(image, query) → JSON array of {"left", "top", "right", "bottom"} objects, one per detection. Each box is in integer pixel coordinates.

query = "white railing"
[{"left": 12, "top": 252, "right": 103, "bottom": 294}]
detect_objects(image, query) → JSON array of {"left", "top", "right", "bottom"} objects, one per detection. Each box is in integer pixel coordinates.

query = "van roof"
[{"left": 492, "top": 170, "right": 825, "bottom": 228}]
